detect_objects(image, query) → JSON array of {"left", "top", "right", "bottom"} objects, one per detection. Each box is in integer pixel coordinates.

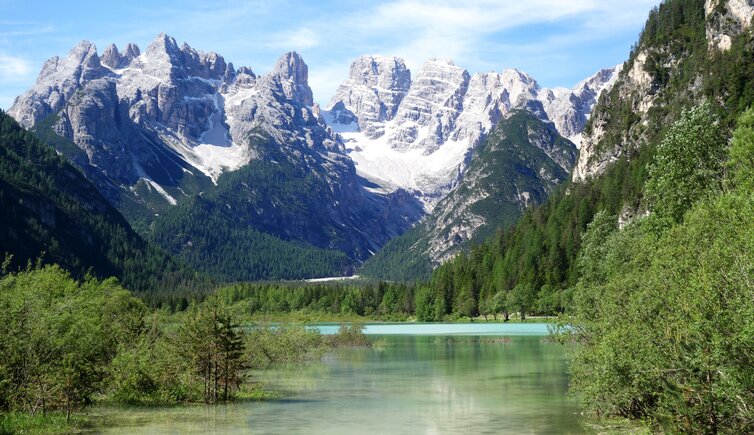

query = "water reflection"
[{"left": 97, "top": 331, "right": 583, "bottom": 434}]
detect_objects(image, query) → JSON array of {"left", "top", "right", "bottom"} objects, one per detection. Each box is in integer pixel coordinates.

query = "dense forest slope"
[{"left": 0, "top": 109, "right": 205, "bottom": 299}]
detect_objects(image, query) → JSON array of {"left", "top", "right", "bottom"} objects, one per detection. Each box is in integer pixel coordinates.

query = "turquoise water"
[
  {"left": 312, "top": 322, "right": 553, "bottom": 336},
  {"left": 97, "top": 323, "right": 583, "bottom": 434}
]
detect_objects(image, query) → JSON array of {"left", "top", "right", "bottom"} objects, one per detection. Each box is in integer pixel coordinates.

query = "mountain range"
[{"left": 5, "top": 34, "right": 619, "bottom": 282}]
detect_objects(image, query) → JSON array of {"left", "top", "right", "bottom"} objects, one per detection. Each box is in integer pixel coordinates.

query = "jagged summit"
[
  {"left": 8, "top": 34, "right": 423, "bottom": 267},
  {"left": 8, "top": 33, "right": 618, "bottom": 271},
  {"left": 10, "top": 40, "right": 106, "bottom": 129},
  {"left": 101, "top": 43, "right": 140, "bottom": 69},
  {"left": 9, "top": 35, "right": 330, "bottom": 184},
  {"left": 267, "top": 51, "right": 313, "bottom": 106},
  {"left": 326, "top": 55, "right": 410, "bottom": 138},
  {"left": 325, "top": 54, "right": 619, "bottom": 208}
]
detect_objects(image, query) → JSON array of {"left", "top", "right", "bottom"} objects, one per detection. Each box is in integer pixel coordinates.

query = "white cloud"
[
  {"left": 0, "top": 25, "right": 54, "bottom": 38},
  {"left": 298, "top": 0, "right": 660, "bottom": 99},
  {"left": 345, "top": 0, "right": 659, "bottom": 57},
  {"left": 267, "top": 27, "right": 320, "bottom": 51},
  {"left": 0, "top": 54, "right": 33, "bottom": 83}
]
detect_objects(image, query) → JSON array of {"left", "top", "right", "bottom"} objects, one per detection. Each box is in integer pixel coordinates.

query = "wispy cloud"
[
  {"left": 0, "top": 25, "right": 54, "bottom": 38},
  {"left": 0, "top": 0, "right": 660, "bottom": 106},
  {"left": 0, "top": 53, "right": 33, "bottom": 83},
  {"left": 267, "top": 28, "right": 320, "bottom": 51},
  {"left": 310, "top": 0, "right": 659, "bottom": 69}
]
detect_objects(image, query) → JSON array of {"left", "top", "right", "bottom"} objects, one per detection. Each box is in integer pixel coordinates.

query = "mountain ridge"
[
  {"left": 361, "top": 109, "right": 577, "bottom": 280},
  {"left": 8, "top": 34, "right": 618, "bottom": 281},
  {"left": 326, "top": 55, "right": 620, "bottom": 209}
]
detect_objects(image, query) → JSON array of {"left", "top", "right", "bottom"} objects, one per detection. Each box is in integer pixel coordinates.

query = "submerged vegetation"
[{"left": 0, "top": 264, "right": 370, "bottom": 433}]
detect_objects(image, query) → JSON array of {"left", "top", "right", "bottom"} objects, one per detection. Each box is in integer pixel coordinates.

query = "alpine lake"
[{"left": 93, "top": 323, "right": 586, "bottom": 434}]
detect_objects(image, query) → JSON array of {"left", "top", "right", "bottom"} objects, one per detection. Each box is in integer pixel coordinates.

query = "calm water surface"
[{"left": 97, "top": 323, "right": 584, "bottom": 434}]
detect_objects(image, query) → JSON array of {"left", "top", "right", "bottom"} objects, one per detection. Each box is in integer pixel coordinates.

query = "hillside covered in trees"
[{"left": 0, "top": 109, "right": 210, "bottom": 300}]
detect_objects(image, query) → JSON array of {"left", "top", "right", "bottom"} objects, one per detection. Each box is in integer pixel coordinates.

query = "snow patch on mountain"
[{"left": 327, "top": 56, "right": 620, "bottom": 209}]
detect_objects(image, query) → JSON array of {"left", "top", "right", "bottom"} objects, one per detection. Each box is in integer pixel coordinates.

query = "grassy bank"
[{"left": 0, "top": 412, "right": 96, "bottom": 435}]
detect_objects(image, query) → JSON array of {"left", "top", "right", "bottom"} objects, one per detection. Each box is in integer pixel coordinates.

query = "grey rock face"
[
  {"left": 326, "top": 55, "right": 619, "bottom": 207},
  {"left": 423, "top": 111, "right": 577, "bottom": 264},
  {"left": 11, "top": 34, "right": 318, "bottom": 185},
  {"left": 266, "top": 52, "right": 313, "bottom": 106},
  {"left": 9, "top": 41, "right": 109, "bottom": 129},
  {"left": 101, "top": 43, "right": 141, "bottom": 69},
  {"left": 362, "top": 110, "right": 578, "bottom": 277},
  {"left": 389, "top": 58, "right": 471, "bottom": 153},
  {"left": 539, "top": 66, "right": 622, "bottom": 144},
  {"left": 328, "top": 55, "right": 411, "bottom": 138},
  {"left": 705, "top": 0, "right": 754, "bottom": 51},
  {"left": 9, "top": 34, "right": 421, "bottom": 264},
  {"left": 573, "top": 0, "right": 754, "bottom": 183}
]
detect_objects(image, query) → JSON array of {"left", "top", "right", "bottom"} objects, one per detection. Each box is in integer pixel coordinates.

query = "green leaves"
[
  {"left": 728, "top": 107, "right": 754, "bottom": 191},
  {"left": 645, "top": 102, "right": 727, "bottom": 225},
  {"left": 0, "top": 265, "right": 147, "bottom": 414},
  {"left": 567, "top": 106, "right": 754, "bottom": 431}
]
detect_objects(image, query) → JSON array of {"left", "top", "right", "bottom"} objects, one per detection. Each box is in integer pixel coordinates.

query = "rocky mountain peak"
[
  {"left": 347, "top": 55, "right": 411, "bottom": 90},
  {"left": 137, "top": 33, "right": 183, "bottom": 80},
  {"left": 179, "top": 43, "right": 228, "bottom": 80},
  {"left": 8, "top": 40, "right": 107, "bottom": 128},
  {"left": 69, "top": 40, "right": 99, "bottom": 63},
  {"left": 267, "top": 51, "right": 314, "bottom": 106},
  {"left": 539, "top": 64, "right": 621, "bottom": 147},
  {"left": 123, "top": 43, "right": 140, "bottom": 59},
  {"left": 500, "top": 68, "right": 540, "bottom": 101},
  {"left": 502, "top": 68, "right": 537, "bottom": 84},
  {"left": 385, "top": 58, "right": 471, "bottom": 152},
  {"left": 101, "top": 43, "right": 141, "bottom": 69},
  {"left": 575, "top": 67, "right": 620, "bottom": 93},
  {"left": 232, "top": 66, "right": 256, "bottom": 86},
  {"left": 128, "top": 34, "right": 230, "bottom": 82},
  {"left": 61, "top": 41, "right": 104, "bottom": 84},
  {"left": 101, "top": 44, "right": 121, "bottom": 68},
  {"left": 572, "top": 0, "right": 754, "bottom": 183},
  {"left": 325, "top": 55, "right": 411, "bottom": 138},
  {"left": 146, "top": 33, "right": 180, "bottom": 58},
  {"left": 418, "top": 58, "right": 469, "bottom": 82},
  {"left": 326, "top": 54, "right": 618, "bottom": 207}
]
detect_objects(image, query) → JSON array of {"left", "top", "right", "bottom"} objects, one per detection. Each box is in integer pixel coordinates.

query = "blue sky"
[{"left": 0, "top": 0, "right": 661, "bottom": 109}]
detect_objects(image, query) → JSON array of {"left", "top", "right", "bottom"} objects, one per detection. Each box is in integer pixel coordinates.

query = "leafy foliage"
[
  {"left": 244, "top": 325, "right": 327, "bottom": 369},
  {"left": 177, "top": 297, "right": 247, "bottom": 403},
  {"left": 645, "top": 102, "right": 727, "bottom": 224},
  {"left": 0, "top": 265, "right": 343, "bottom": 418},
  {"left": 564, "top": 108, "right": 754, "bottom": 432},
  {"left": 728, "top": 107, "right": 754, "bottom": 190},
  {"left": 0, "top": 265, "right": 148, "bottom": 416},
  {"left": 217, "top": 280, "right": 417, "bottom": 320},
  {"left": 392, "top": 0, "right": 754, "bottom": 321}
]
